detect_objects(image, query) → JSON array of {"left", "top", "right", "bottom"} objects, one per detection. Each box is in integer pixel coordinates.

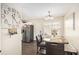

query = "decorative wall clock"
[{"left": 1, "top": 4, "right": 22, "bottom": 29}]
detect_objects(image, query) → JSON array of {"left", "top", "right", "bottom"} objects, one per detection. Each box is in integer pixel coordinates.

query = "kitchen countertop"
[{"left": 43, "top": 36, "right": 68, "bottom": 44}]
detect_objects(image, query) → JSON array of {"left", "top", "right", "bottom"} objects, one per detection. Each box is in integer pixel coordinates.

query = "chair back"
[
  {"left": 39, "top": 34, "right": 43, "bottom": 42},
  {"left": 36, "top": 36, "right": 40, "bottom": 46}
]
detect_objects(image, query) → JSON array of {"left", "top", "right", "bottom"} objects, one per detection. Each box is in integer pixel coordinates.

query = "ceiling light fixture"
[{"left": 45, "top": 10, "right": 54, "bottom": 20}]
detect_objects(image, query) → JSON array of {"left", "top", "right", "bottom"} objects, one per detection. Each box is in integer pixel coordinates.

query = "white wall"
[
  {"left": 1, "top": 4, "right": 22, "bottom": 55},
  {"left": 1, "top": 29, "right": 22, "bottom": 55},
  {"left": 64, "top": 8, "right": 79, "bottom": 54}
]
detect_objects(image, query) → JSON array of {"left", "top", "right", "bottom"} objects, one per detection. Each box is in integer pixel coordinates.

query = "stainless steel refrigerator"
[{"left": 22, "top": 25, "right": 34, "bottom": 42}]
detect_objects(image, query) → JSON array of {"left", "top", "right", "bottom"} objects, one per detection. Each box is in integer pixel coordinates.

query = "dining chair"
[{"left": 36, "top": 36, "right": 46, "bottom": 54}]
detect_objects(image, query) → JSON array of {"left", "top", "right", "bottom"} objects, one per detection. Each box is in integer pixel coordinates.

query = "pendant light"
[{"left": 45, "top": 10, "right": 54, "bottom": 20}]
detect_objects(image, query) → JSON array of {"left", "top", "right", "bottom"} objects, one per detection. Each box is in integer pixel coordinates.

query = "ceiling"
[{"left": 3, "top": 3, "right": 79, "bottom": 17}]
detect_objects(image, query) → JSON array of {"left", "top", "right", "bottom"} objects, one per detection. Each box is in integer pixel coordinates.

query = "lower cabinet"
[{"left": 46, "top": 42, "right": 64, "bottom": 55}]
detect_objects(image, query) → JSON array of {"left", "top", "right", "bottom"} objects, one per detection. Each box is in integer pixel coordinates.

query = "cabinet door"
[{"left": 46, "top": 42, "right": 64, "bottom": 55}]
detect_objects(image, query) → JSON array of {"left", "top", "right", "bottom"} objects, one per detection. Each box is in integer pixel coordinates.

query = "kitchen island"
[{"left": 43, "top": 36, "right": 68, "bottom": 55}]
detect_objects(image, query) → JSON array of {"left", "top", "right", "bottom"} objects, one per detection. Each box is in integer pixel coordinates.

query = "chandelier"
[{"left": 45, "top": 11, "right": 54, "bottom": 20}]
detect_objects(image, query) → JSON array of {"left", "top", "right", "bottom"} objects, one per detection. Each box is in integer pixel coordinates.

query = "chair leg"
[{"left": 37, "top": 47, "right": 39, "bottom": 54}]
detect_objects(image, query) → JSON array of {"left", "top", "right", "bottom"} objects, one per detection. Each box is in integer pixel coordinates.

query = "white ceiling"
[{"left": 3, "top": 3, "right": 79, "bottom": 17}]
